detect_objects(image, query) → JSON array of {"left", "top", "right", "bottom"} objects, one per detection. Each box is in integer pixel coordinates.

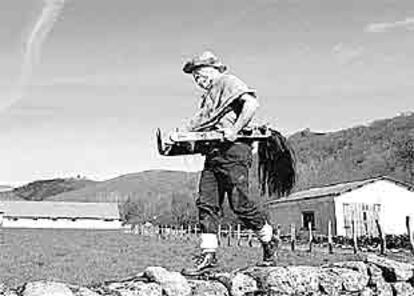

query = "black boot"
[
  {"left": 258, "top": 235, "right": 279, "bottom": 266},
  {"left": 181, "top": 252, "right": 218, "bottom": 276}
]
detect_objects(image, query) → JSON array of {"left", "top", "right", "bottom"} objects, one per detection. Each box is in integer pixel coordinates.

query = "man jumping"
[{"left": 180, "top": 51, "right": 279, "bottom": 276}]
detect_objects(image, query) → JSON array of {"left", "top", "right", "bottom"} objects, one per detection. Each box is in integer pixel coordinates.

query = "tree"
[
  {"left": 121, "top": 195, "right": 151, "bottom": 224},
  {"left": 392, "top": 134, "right": 414, "bottom": 183},
  {"left": 170, "top": 192, "right": 197, "bottom": 225}
]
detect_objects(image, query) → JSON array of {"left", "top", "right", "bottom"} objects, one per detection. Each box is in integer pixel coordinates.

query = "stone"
[
  {"left": 391, "top": 282, "right": 414, "bottom": 296},
  {"left": 255, "top": 267, "right": 294, "bottom": 295},
  {"left": 336, "top": 268, "right": 368, "bottom": 292},
  {"left": 374, "top": 282, "right": 393, "bottom": 296},
  {"left": 22, "top": 281, "right": 74, "bottom": 296},
  {"left": 144, "top": 266, "right": 191, "bottom": 296},
  {"left": 2, "top": 291, "right": 18, "bottom": 296},
  {"left": 0, "top": 286, "right": 18, "bottom": 296},
  {"left": 0, "top": 284, "right": 17, "bottom": 296},
  {"left": 106, "top": 280, "right": 162, "bottom": 296},
  {"left": 331, "top": 261, "right": 368, "bottom": 276},
  {"left": 229, "top": 273, "right": 259, "bottom": 296},
  {"left": 359, "top": 287, "right": 374, "bottom": 296},
  {"left": 188, "top": 280, "right": 229, "bottom": 296},
  {"left": 210, "top": 272, "right": 232, "bottom": 291},
  {"left": 0, "top": 284, "right": 6, "bottom": 294},
  {"left": 318, "top": 268, "right": 343, "bottom": 296},
  {"left": 366, "top": 254, "right": 414, "bottom": 282},
  {"left": 323, "top": 263, "right": 369, "bottom": 292},
  {"left": 242, "top": 266, "right": 320, "bottom": 295},
  {"left": 285, "top": 266, "right": 320, "bottom": 294},
  {"left": 366, "top": 263, "right": 393, "bottom": 296},
  {"left": 74, "top": 287, "right": 100, "bottom": 296},
  {"left": 367, "top": 263, "right": 383, "bottom": 286},
  {"left": 11, "top": 259, "right": 414, "bottom": 296}
]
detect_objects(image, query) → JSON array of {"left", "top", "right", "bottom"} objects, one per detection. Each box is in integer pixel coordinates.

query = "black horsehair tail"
[{"left": 257, "top": 127, "right": 296, "bottom": 198}]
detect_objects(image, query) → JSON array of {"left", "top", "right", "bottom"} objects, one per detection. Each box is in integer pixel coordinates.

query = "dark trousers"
[{"left": 196, "top": 141, "right": 266, "bottom": 233}]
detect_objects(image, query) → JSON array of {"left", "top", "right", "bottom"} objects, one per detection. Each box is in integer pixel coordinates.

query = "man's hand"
[{"left": 222, "top": 128, "right": 238, "bottom": 142}]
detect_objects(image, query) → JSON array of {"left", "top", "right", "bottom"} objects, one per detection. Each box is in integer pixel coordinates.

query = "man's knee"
[
  {"left": 197, "top": 204, "right": 219, "bottom": 233},
  {"left": 197, "top": 200, "right": 219, "bottom": 213},
  {"left": 229, "top": 185, "right": 256, "bottom": 212},
  {"left": 197, "top": 202, "right": 221, "bottom": 223}
]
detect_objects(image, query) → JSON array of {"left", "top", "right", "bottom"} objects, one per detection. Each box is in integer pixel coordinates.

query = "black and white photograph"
[{"left": 0, "top": 0, "right": 414, "bottom": 295}]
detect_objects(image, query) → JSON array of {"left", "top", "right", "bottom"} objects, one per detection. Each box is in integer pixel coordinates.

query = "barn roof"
[
  {"left": 267, "top": 176, "right": 414, "bottom": 206},
  {"left": 0, "top": 201, "right": 120, "bottom": 219},
  {"left": 0, "top": 185, "right": 13, "bottom": 193}
]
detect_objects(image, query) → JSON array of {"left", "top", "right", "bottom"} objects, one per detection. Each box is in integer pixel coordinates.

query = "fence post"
[
  {"left": 187, "top": 224, "right": 191, "bottom": 240},
  {"left": 275, "top": 224, "right": 281, "bottom": 249},
  {"left": 290, "top": 223, "right": 296, "bottom": 251},
  {"left": 375, "top": 219, "right": 386, "bottom": 255},
  {"left": 308, "top": 221, "right": 313, "bottom": 253},
  {"left": 194, "top": 224, "right": 198, "bottom": 238},
  {"left": 172, "top": 225, "right": 177, "bottom": 240},
  {"left": 352, "top": 220, "right": 358, "bottom": 254},
  {"left": 218, "top": 224, "right": 222, "bottom": 246},
  {"left": 328, "top": 220, "right": 334, "bottom": 254},
  {"left": 237, "top": 224, "right": 241, "bottom": 246},
  {"left": 247, "top": 230, "right": 254, "bottom": 247},
  {"left": 406, "top": 216, "right": 414, "bottom": 255},
  {"left": 227, "top": 224, "right": 232, "bottom": 247}
]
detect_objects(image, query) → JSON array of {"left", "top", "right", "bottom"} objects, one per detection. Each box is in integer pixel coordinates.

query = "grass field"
[{"left": 0, "top": 229, "right": 413, "bottom": 288}]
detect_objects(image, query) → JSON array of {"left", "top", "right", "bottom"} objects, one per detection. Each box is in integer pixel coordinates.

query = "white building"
[
  {"left": 0, "top": 201, "right": 123, "bottom": 229},
  {"left": 0, "top": 186, "right": 13, "bottom": 193},
  {"left": 267, "top": 177, "right": 414, "bottom": 237}
]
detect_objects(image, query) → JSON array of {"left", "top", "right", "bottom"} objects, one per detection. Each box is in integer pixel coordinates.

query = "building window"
[
  {"left": 302, "top": 211, "right": 315, "bottom": 230},
  {"left": 374, "top": 204, "right": 381, "bottom": 220}
]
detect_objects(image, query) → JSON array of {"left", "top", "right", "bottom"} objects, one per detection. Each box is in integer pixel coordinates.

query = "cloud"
[
  {"left": 365, "top": 17, "right": 414, "bottom": 33},
  {"left": 332, "top": 43, "right": 364, "bottom": 66}
]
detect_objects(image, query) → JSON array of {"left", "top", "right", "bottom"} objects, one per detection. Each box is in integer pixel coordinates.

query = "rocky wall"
[{"left": 1, "top": 254, "right": 414, "bottom": 296}]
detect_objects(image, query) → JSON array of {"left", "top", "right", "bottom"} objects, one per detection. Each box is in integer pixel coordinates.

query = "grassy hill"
[
  {"left": 290, "top": 112, "right": 414, "bottom": 190},
  {"left": 0, "top": 178, "right": 97, "bottom": 201},
  {"left": 0, "top": 186, "right": 22, "bottom": 201}
]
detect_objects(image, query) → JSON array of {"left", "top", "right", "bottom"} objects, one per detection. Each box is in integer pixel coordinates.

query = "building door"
[{"left": 302, "top": 211, "right": 315, "bottom": 230}]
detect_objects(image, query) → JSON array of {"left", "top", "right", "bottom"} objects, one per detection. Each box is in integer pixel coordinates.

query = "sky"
[{"left": 0, "top": 0, "right": 413, "bottom": 185}]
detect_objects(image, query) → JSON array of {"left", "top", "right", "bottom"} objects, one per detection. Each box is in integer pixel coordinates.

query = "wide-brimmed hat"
[{"left": 183, "top": 51, "right": 227, "bottom": 74}]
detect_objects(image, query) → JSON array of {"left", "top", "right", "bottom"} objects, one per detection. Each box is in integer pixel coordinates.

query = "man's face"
[{"left": 192, "top": 67, "right": 218, "bottom": 90}]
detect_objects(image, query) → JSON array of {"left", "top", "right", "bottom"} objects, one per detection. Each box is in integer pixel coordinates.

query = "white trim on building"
[{"left": 0, "top": 201, "right": 123, "bottom": 229}]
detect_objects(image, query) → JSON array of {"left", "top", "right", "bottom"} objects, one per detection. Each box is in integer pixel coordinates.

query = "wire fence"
[{"left": 125, "top": 215, "right": 414, "bottom": 255}]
